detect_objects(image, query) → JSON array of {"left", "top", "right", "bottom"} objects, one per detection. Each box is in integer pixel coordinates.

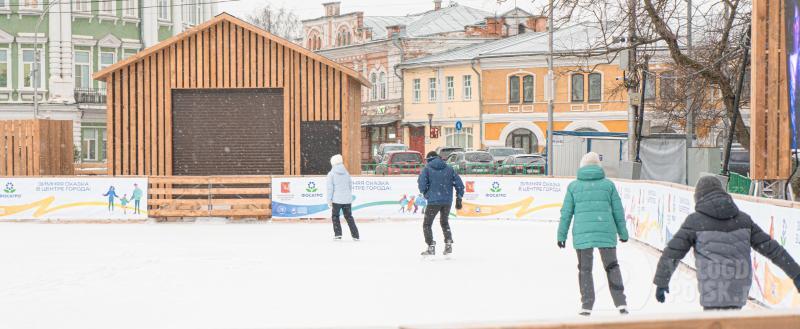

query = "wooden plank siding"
[
  {"left": 0, "top": 120, "right": 74, "bottom": 176},
  {"left": 94, "top": 14, "right": 366, "bottom": 176},
  {"left": 751, "top": 0, "right": 792, "bottom": 179}
]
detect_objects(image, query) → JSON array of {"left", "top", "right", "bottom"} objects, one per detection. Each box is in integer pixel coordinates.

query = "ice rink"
[{"left": 0, "top": 220, "right": 706, "bottom": 329}]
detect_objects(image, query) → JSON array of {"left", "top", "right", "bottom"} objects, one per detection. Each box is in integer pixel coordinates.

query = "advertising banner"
[
  {"left": 0, "top": 177, "right": 148, "bottom": 220},
  {"left": 271, "top": 176, "right": 568, "bottom": 220}
]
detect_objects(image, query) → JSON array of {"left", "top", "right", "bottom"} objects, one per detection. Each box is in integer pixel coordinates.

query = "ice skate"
[
  {"left": 333, "top": 236, "right": 342, "bottom": 240},
  {"left": 443, "top": 243, "right": 452, "bottom": 256},
  {"left": 579, "top": 309, "right": 591, "bottom": 316},
  {"left": 420, "top": 245, "right": 435, "bottom": 256},
  {"left": 618, "top": 306, "right": 629, "bottom": 315}
]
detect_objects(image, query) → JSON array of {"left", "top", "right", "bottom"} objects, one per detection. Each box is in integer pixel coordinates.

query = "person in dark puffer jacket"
[
  {"left": 417, "top": 151, "right": 465, "bottom": 256},
  {"left": 653, "top": 176, "right": 800, "bottom": 311}
]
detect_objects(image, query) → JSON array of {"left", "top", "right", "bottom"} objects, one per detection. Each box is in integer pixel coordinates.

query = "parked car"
[
  {"left": 727, "top": 149, "right": 750, "bottom": 176},
  {"left": 497, "top": 154, "right": 546, "bottom": 175},
  {"left": 435, "top": 147, "right": 465, "bottom": 160},
  {"left": 485, "top": 147, "right": 523, "bottom": 164},
  {"left": 375, "top": 151, "right": 424, "bottom": 175},
  {"left": 374, "top": 143, "right": 408, "bottom": 163},
  {"left": 446, "top": 151, "right": 495, "bottom": 174}
]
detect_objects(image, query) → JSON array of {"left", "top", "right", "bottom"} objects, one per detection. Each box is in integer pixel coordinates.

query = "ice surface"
[{"left": 0, "top": 221, "right": 705, "bottom": 329}]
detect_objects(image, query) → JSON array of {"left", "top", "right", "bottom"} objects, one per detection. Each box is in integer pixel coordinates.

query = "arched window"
[
  {"left": 307, "top": 31, "right": 322, "bottom": 50},
  {"left": 505, "top": 129, "right": 537, "bottom": 154},
  {"left": 509, "top": 74, "right": 534, "bottom": 104},
  {"left": 336, "top": 28, "right": 352, "bottom": 47},
  {"left": 571, "top": 73, "right": 584, "bottom": 102},
  {"left": 379, "top": 72, "right": 387, "bottom": 100},
  {"left": 370, "top": 73, "right": 378, "bottom": 100}
]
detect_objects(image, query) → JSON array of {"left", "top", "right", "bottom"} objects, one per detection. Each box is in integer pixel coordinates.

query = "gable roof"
[{"left": 94, "top": 13, "right": 370, "bottom": 87}]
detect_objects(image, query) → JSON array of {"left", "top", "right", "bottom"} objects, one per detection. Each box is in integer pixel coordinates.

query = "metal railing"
[
  {"left": 361, "top": 163, "right": 546, "bottom": 176},
  {"left": 74, "top": 88, "right": 107, "bottom": 104}
]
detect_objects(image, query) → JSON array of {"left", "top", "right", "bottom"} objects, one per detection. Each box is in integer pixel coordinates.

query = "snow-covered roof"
[
  {"left": 364, "top": 4, "right": 490, "bottom": 40},
  {"left": 363, "top": 16, "right": 415, "bottom": 39},
  {"left": 400, "top": 23, "right": 611, "bottom": 67}
]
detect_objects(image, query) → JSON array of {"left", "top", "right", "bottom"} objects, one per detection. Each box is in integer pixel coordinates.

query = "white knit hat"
[
  {"left": 330, "top": 154, "right": 344, "bottom": 166},
  {"left": 579, "top": 152, "right": 601, "bottom": 168}
]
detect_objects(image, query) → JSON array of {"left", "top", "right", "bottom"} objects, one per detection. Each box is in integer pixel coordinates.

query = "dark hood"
[
  {"left": 426, "top": 157, "right": 447, "bottom": 171},
  {"left": 695, "top": 189, "right": 740, "bottom": 220}
]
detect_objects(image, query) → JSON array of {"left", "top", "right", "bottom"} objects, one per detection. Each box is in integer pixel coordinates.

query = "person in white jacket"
[{"left": 326, "top": 154, "right": 359, "bottom": 240}]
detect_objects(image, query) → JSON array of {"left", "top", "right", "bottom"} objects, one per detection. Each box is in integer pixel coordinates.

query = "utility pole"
[
  {"left": 685, "top": 0, "right": 694, "bottom": 184},
  {"left": 626, "top": 0, "right": 638, "bottom": 161},
  {"left": 546, "top": 0, "right": 554, "bottom": 175}
]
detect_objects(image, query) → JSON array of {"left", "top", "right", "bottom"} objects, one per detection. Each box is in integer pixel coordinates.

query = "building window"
[
  {"left": 99, "top": 0, "right": 114, "bottom": 15},
  {"left": 158, "top": 0, "right": 170, "bottom": 20},
  {"left": 412, "top": 78, "right": 421, "bottom": 103},
  {"left": 428, "top": 77, "right": 437, "bottom": 102},
  {"left": 446, "top": 76, "right": 454, "bottom": 101},
  {"left": 509, "top": 75, "right": 520, "bottom": 103},
  {"left": 571, "top": 73, "right": 584, "bottom": 102},
  {"left": 0, "top": 0, "right": 8, "bottom": 10},
  {"left": 370, "top": 73, "right": 377, "bottom": 100},
  {"left": 124, "top": 0, "right": 138, "bottom": 18},
  {"left": 122, "top": 49, "right": 138, "bottom": 59},
  {"left": 0, "top": 49, "right": 7, "bottom": 89},
  {"left": 21, "top": 49, "right": 42, "bottom": 89},
  {"left": 445, "top": 127, "right": 474, "bottom": 150},
  {"left": 307, "top": 31, "right": 322, "bottom": 50},
  {"left": 523, "top": 75, "right": 534, "bottom": 103},
  {"left": 379, "top": 72, "right": 387, "bottom": 100},
  {"left": 643, "top": 73, "right": 656, "bottom": 100},
  {"left": 74, "top": 51, "right": 91, "bottom": 89},
  {"left": 508, "top": 74, "right": 534, "bottom": 103},
  {"left": 463, "top": 75, "right": 472, "bottom": 100},
  {"left": 73, "top": 0, "right": 91, "bottom": 13},
  {"left": 81, "top": 125, "right": 107, "bottom": 162},
  {"left": 183, "top": 0, "right": 198, "bottom": 24},
  {"left": 588, "top": 73, "right": 602, "bottom": 102},
  {"left": 660, "top": 71, "right": 675, "bottom": 100},
  {"left": 99, "top": 52, "right": 115, "bottom": 88},
  {"left": 336, "top": 28, "right": 352, "bottom": 47}
]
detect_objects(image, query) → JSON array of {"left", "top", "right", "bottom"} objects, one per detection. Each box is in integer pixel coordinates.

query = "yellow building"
[{"left": 400, "top": 24, "right": 631, "bottom": 155}]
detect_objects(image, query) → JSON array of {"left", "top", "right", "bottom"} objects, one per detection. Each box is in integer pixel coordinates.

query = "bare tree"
[
  {"left": 537, "top": 0, "right": 751, "bottom": 148},
  {"left": 247, "top": 4, "right": 301, "bottom": 40}
]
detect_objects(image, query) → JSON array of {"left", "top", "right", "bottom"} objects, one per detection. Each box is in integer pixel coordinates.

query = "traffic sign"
[{"left": 455, "top": 121, "right": 463, "bottom": 132}]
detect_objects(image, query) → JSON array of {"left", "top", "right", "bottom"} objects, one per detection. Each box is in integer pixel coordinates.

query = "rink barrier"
[
  {"left": 147, "top": 176, "right": 271, "bottom": 219},
  {"left": 399, "top": 309, "right": 800, "bottom": 329}
]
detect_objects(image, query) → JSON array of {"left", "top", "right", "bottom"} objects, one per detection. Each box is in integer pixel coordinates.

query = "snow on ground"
[{"left": 0, "top": 220, "right": 704, "bottom": 329}]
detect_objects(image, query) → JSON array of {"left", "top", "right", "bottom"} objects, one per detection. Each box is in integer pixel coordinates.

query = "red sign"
[
  {"left": 430, "top": 127, "right": 441, "bottom": 138},
  {"left": 281, "top": 182, "right": 291, "bottom": 193},
  {"left": 465, "top": 181, "right": 475, "bottom": 193}
]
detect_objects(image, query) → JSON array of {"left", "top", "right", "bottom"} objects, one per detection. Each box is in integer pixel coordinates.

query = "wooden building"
[
  {"left": 94, "top": 13, "right": 369, "bottom": 176},
  {"left": 0, "top": 120, "right": 74, "bottom": 176}
]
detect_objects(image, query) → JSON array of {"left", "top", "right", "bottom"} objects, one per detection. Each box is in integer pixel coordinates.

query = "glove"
[
  {"left": 619, "top": 238, "right": 628, "bottom": 243},
  {"left": 455, "top": 198, "right": 463, "bottom": 210},
  {"left": 557, "top": 241, "right": 566, "bottom": 249},
  {"left": 794, "top": 275, "right": 800, "bottom": 293},
  {"left": 655, "top": 287, "right": 669, "bottom": 303}
]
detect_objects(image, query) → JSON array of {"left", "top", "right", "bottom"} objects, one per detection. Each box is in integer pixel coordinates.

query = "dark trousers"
[
  {"left": 423, "top": 204, "right": 453, "bottom": 246},
  {"left": 134, "top": 200, "right": 141, "bottom": 214},
  {"left": 332, "top": 203, "right": 359, "bottom": 239},
  {"left": 577, "top": 248, "right": 627, "bottom": 310}
]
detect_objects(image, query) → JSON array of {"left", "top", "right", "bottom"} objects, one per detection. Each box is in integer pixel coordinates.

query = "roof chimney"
[
  {"left": 323, "top": 2, "right": 341, "bottom": 17},
  {"left": 434, "top": 0, "right": 442, "bottom": 10}
]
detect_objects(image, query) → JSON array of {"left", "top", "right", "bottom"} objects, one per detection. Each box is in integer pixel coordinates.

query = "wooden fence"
[
  {"left": 0, "top": 120, "right": 74, "bottom": 176},
  {"left": 148, "top": 176, "right": 271, "bottom": 219}
]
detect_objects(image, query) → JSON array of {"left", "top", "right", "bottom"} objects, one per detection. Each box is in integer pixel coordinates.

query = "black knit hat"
[{"left": 694, "top": 176, "right": 725, "bottom": 203}]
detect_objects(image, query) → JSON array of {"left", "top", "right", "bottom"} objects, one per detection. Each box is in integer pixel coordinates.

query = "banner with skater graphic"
[
  {"left": 618, "top": 181, "right": 800, "bottom": 309},
  {"left": 0, "top": 177, "right": 148, "bottom": 220},
  {"left": 271, "top": 176, "right": 569, "bottom": 220}
]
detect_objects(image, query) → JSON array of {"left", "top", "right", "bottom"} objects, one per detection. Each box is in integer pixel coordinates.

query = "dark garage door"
[
  {"left": 301, "top": 121, "right": 342, "bottom": 175},
  {"left": 172, "top": 88, "right": 284, "bottom": 175}
]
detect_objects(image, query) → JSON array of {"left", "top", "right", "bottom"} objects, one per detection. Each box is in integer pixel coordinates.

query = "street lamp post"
[{"left": 32, "top": 0, "right": 63, "bottom": 118}]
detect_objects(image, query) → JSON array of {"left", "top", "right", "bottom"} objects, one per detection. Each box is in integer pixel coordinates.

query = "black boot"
[
  {"left": 444, "top": 243, "right": 452, "bottom": 255},
  {"left": 421, "top": 244, "right": 435, "bottom": 256}
]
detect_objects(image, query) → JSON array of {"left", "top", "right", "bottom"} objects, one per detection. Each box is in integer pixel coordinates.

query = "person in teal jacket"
[
  {"left": 131, "top": 184, "right": 144, "bottom": 215},
  {"left": 557, "top": 152, "right": 629, "bottom": 316}
]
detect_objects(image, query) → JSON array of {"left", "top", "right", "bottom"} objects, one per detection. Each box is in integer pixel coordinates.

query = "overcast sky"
[{"left": 218, "top": 0, "right": 547, "bottom": 20}]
